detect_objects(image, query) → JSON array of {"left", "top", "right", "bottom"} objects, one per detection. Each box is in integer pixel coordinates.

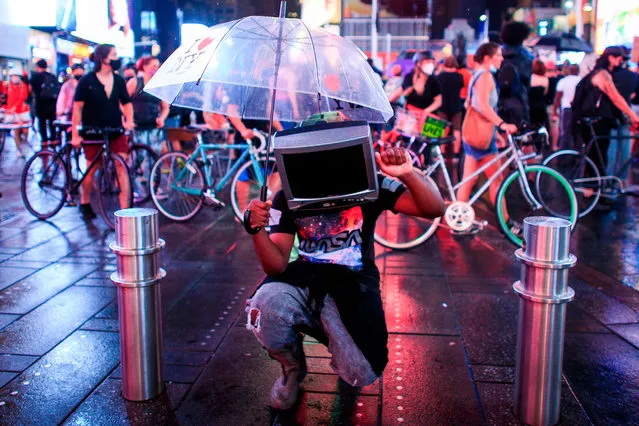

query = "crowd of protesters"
[{"left": 378, "top": 20, "right": 639, "bottom": 197}]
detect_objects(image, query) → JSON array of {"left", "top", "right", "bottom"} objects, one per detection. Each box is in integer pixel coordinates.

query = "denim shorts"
[{"left": 462, "top": 129, "right": 498, "bottom": 160}]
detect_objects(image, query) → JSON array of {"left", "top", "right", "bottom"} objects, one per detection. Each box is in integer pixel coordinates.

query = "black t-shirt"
[
  {"left": 74, "top": 72, "right": 131, "bottom": 140},
  {"left": 30, "top": 71, "right": 57, "bottom": 105},
  {"left": 436, "top": 71, "right": 464, "bottom": 114},
  {"left": 265, "top": 174, "right": 406, "bottom": 376},
  {"left": 268, "top": 174, "right": 406, "bottom": 287},
  {"left": 401, "top": 71, "right": 442, "bottom": 110}
]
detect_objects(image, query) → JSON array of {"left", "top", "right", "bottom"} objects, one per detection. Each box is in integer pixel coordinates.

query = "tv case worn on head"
[{"left": 273, "top": 120, "right": 379, "bottom": 211}]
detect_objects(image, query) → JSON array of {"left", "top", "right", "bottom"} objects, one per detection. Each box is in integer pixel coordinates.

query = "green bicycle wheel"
[
  {"left": 150, "top": 151, "right": 205, "bottom": 221},
  {"left": 495, "top": 165, "right": 578, "bottom": 246}
]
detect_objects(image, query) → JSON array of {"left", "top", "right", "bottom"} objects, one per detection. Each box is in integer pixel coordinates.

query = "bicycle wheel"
[
  {"left": 0, "top": 131, "right": 5, "bottom": 154},
  {"left": 230, "top": 158, "right": 278, "bottom": 222},
  {"left": 374, "top": 174, "right": 441, "bottom": 250},
  {"left": 97, "top": 153, "right": 133, "bottom": 230},
  {"left": 496, "top": 165, "right": 578, "bottom": 246},
  {"left": 128, "top": 143, "right": 158, "bottom": 204},
  {"left": 21, "top": 150, "right": 68, "bottom": 219},
  {"left": 541, "top": 150, "right": 600, "bottom": 218},
  {"left": 150, "top": 151, "right": 204, "bottom": 221}
]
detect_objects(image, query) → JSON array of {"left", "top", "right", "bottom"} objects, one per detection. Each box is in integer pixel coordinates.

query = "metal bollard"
[
  {"left": 513, "top": 217, "right": 576, "bottom": 426},
  {"left": 110, "top": 208, "right": 166, "bottom": 401}
]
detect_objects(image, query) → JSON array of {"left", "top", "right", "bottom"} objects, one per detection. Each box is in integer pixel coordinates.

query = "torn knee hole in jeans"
[{"left": 246, "top": 307, "right": 262, "bottom": 332}]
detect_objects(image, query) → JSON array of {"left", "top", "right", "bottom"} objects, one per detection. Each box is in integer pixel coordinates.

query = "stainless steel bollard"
[
  {"left": 513, "top": 217, "right": 576, "bottom": 426},
  {"left": 110, "top": 208, "right": 166, "bottom": 401}
]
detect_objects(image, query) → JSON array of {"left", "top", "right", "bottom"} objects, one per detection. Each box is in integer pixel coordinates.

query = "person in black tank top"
[{"left": 126, "top": 56, "right": 170, "bottom": 152}]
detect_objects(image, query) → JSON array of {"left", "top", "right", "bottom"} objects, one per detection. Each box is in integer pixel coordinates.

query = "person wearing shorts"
[{"left": 71, "top": 43, "right": 134, "bottom": 220}]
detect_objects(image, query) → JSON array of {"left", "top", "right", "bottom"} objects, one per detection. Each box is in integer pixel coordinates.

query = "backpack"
[
  {"left": 496, "top": 61, "right": 529, "bottom": 126},
  {"left": 571, "top": 70, "right": 619, "bottom": 123},
  {"left": 39, "top": 72, "right": 60, "bottom": 100}
]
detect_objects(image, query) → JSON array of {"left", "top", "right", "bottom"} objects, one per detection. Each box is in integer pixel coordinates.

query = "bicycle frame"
[
  {"left": 171, "top": 139, "right": 265, "bottom": 196},
  {"left": 420, "top": 137, "right": 541, "bottom": 209}
]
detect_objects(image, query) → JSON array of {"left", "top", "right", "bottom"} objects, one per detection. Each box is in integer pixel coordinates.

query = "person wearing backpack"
[
  {"left": 496, "top": 21, "right": 533, "bottom": 127},
  {"left": 571, "top": 46, "right": 639, "bottom": 180},
  {"left": 30, "top": 59, "right": 59, "bottom": 146}
]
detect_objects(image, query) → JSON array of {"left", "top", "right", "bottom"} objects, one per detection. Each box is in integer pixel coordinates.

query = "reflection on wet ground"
[{"left": 0, "top": 139, "right": 637, "bottom": 424}]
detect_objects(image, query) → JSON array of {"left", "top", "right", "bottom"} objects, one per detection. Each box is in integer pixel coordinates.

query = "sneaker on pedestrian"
[
  {"left": 79, "top": 203, "right": 97, "bottom": 220},
  {"left": 269, "top": 348, "right": 307, "bottom": 411}
]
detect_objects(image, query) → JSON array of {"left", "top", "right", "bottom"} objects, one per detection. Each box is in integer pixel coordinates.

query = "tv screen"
[{"left": 283, "top": 144, "right": 369, "bottom": 199}]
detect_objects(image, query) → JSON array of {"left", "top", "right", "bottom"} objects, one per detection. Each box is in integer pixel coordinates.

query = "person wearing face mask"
[
  {"left": 389, "top": 50, "right": 442, "bottom": 125},
  {"left": 4, "top": 67, "right": 31, "bottom": 155},
  {"left": 56, "top": 64, "right": 85, "bottom": 121},
  {"left": 127, "top": 55, "right": 169, "bottom": 153},
  {"left": 71, "top": 43, "right": 134, "bottom": 220},
  {"left": 123, "top": 62, "right": 137, "bottom": 82}
]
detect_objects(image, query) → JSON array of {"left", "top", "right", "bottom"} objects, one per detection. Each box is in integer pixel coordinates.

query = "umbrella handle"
[{"left": 243, "top": 210, "right": 262, "bottom": 235}]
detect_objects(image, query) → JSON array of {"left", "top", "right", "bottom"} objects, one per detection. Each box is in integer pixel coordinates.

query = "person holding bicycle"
[
  {"left": 127, "top": 55, "right": 170, "bottom": 153},
  {"left": 457, "top": 42, "right": 519, "bottom": 235},
  {"left": 243, "top": 116, "right": 445, "bottom": 411},
  {"left": 71, "top": 43, "right": 134, "bottom": 220}
]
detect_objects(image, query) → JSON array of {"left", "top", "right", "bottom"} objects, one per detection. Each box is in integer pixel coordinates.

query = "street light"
[
  {"left": 479, "top": 14, "right": 487, "bottom": 22},
  {"left": 564, "top": 0, "right": 574, "bottom": 8}
]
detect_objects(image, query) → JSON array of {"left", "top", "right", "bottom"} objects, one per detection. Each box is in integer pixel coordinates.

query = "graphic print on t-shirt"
[{"left": 295, "top": 206, "right": 364, "bottom": 269}]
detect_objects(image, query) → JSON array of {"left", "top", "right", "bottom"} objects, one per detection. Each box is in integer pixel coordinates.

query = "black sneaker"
[{"left": 79, "top": 203, "right": 97, "bottom": 220}]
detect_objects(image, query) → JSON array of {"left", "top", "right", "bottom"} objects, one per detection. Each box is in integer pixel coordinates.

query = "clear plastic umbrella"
[
  {"left": 144, "top": 13, "right": 393, "bottom": 123},
  {"left": 145, "top": 2, "right": 391, "bottom": 220}
]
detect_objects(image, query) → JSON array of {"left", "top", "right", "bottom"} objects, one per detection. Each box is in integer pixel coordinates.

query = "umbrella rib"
[
  {"left": 298, "top": 20, "right": 323, "bottom": 112},
  {"left": 196, "top": 18, "right": 244, "bottom": 86}
]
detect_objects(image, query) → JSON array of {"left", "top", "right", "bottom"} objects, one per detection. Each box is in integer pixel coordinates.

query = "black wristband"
[
  {"left": 243, "top": 210, "right": 262, "bottom": 235},
  {"left": 498, "top": 121, "right": 506, "bottom": 130}
]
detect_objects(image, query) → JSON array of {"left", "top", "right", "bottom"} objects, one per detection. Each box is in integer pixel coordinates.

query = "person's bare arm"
[
  {"left": 71, "top": 101, "right": 84, "bottom": 147},
  {"left": 122, "top": 103, "right": 134, "bottom": 130},
  {"left": 376, "top": 148, "right": 445, "bottom": 219},
  {"left": 592, "top": 70, "right": 639, "bottom": 121},
  {"left": 126, "top": 77, "right": 137, "bottom": 97},
  {"left": 423, "top": 95, "right": 442, "bottom": 117},
  {"left": 246, "top": 199, "right": 295, "bottom": 276},
  {"left": 553, "top": 91, "right": 563, "bottom": 117}
]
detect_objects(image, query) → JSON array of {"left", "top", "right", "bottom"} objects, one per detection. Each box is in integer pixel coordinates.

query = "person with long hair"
[
  {"left": 71, "top": 44, "right": 134, "bottom": 220},
  {"left": 127, "top": 55, "right": 170, "bottom": 153},
  {"left": 529, "top": 59, "right": 550, "bottom": 130},
  {"left": 573, "top": 46, "right": 639, "bottom": 184},
  {"left": 458, "top": 42, "right": 519, "bottom": 235}
]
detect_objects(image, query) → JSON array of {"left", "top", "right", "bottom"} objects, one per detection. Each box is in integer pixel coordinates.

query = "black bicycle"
[
  {"left": 20, "top": 126, "right": 133, "bottom": 229},
  {"left": 542, "top": 117, "right": 639, "bottom": 217}
]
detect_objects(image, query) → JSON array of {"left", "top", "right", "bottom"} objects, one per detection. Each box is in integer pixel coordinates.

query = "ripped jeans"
[{"left": 246, "top": 281, "right": 379, "bottom": 387}]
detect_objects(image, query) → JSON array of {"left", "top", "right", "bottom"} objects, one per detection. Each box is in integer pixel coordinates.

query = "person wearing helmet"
[
  {"left": 388, "top": 50, "right": 442, "bottom": 124},
  {"left": 4, "top": 67, "right": 31, "bottom": 156}
]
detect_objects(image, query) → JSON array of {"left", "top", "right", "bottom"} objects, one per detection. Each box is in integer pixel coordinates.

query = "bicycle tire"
[
  {"left": 149, "top": 151, "right": 204, "bottom": 221},
  {"left": 128, "top": 143, "right": 159, "bottom": 205},
  {"left": 0, "top": 131, "right": 5, "bottom": 154},
  {"left": 97, "top": 153, "right": 133, "bottom": 230},
  {"left": 230, "top": 158, "right": 278, "bottom": 222},
  {"left": 495, "top": 165, "right": 578, "bottom": 246},
  {"left": 541, "top": 150, "right": 600, "bottom": 218},
  {"left": 21, "top": 150, "right": 68, "bottom": 219},
  {"left": 373, "top": 174, "right": 441, "bottom": 250}
]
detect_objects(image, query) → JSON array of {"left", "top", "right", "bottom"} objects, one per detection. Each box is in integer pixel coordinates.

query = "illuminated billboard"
[
  {"left": 595, "top": 3, "right": 639, "bottom": 53},
  {"left": 0, "top": 0, "right": 77, "bottom": 30},
  {"left": 301, "top": 0, "right": 342, "bottom": 27},
  {"left": 343, "top": 0, "right": 426, "bottom": 18},
  {"left": 73, "top": 0, "right": 135, "bottom": 58}
]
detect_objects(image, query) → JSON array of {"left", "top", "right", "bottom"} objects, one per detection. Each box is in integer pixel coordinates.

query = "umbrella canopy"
[
  {"left": 532, "top": 32, "right": 593, "bottom": 53},
  {"left": 145, "top": 16, "right": 393, "bottom": 123}
]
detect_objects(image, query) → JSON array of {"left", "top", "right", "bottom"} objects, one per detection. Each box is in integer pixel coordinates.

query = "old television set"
[{"left": 273, "top": 120, "right": 379, "bottom": 210}]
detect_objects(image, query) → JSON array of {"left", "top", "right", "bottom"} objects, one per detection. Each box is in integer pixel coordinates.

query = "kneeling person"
[{"left": 245, "top": 145, "right": 445, "bottom": 410}]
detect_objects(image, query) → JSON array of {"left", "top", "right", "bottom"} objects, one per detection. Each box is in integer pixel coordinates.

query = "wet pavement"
[{"left": 1, "top": 137, "right": 638, "bottom": 425}]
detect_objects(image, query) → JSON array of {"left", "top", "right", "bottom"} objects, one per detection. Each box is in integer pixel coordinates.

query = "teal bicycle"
[{"left": 149, "top": 129, "right": 278, "bottom": 222}]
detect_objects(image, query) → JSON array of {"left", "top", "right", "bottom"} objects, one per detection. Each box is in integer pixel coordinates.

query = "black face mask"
[
  {"left": 74, "top": 75, "right": 83, "bottom": 81},
  {"left": 124, "top": 75, "right": 134, "bottom": 82},
  {"left": 108, "top": 58, "right": 122, "bottom": 70}
]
